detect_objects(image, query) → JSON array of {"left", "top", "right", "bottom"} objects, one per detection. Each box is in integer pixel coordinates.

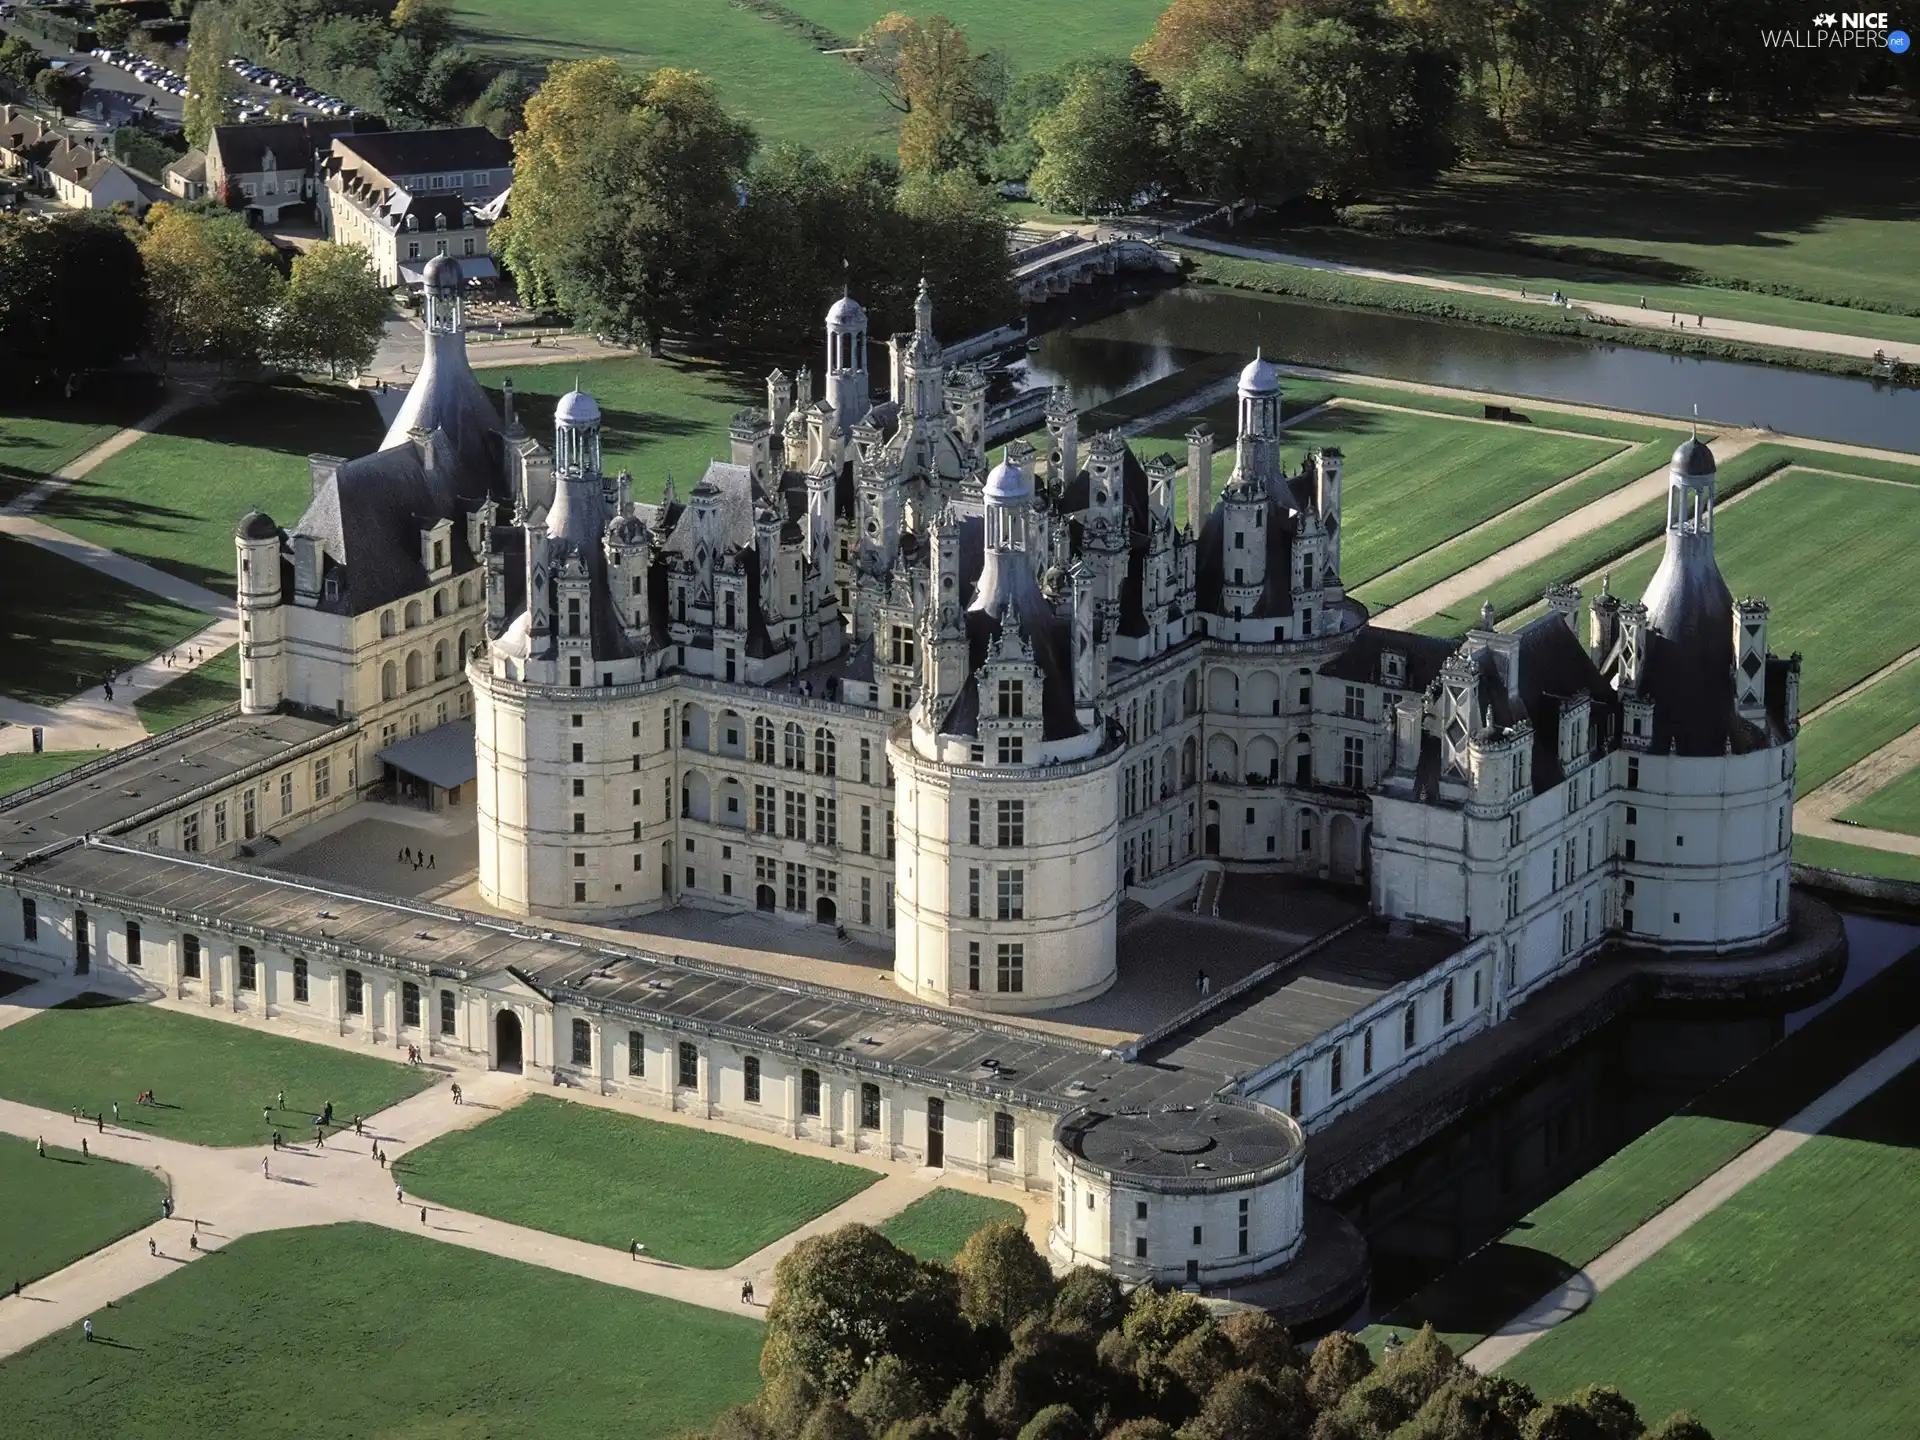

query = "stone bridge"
[{"left": 1012, "top": 232, "right": 1180, "bottom": 305}]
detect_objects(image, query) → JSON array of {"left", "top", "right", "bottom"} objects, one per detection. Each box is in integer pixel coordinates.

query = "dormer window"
[
  {"left": 1382, "top": 650, "right": 1406, "bottom": 686},
  {"left": 435, "top": 212, "right": 447, "bottom": 231},
  {"left": 996, "top": 734, "right": 1024, "bottom": 764},
  {"left": 406, "top": 214, "right": 418, "bottom": 231},
  {"left": 997, "top": 677, "right": 1023, "bottom": 719}
]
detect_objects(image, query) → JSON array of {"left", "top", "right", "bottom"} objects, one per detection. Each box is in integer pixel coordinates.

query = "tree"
[
  {"left": 391, "top": 0, "right": 454, "bottom": 49},
  {"left": 1214, "top": 1310, "right": 1298, "bottom": 1383},
  {"left": 1049, "top": 1267, "right": 1124, "bottom": 1333},
  {"left": 1134, "top": 0, "right": 1285, "bottom": 82},
  {"left": 34, "top": 66, "right": 88, "bottom": 114},
  {"left": 955, "top": 1222, "right": 1055, "bottom": 1333},
  {"left": 467, "top": 68, "right": 534, "bottom": 137},
  {"left": 1177, "top": 1370, "right": 1294, "bottom": 1440},
  {"left": 496, "top": 59, "right": 755, "bottom": 354},
  {"left": 759, "top": 1371, "right": 823, "bottom": 1440},
  {"left": 1028, "top": 61, "right": 1167, "bottom": 214},
  {"left": 1643, "top": 1414, "right": 1714, "bottom": 1440},
  {"left": 1121, "top": 1287, "right": 1212, "bottom": 1364},
  {"left": 1107, "top": 1423, "right": 1175, "bottom": 1440},
  {"left": 1521, "top": 1402, "right": 1608, "bottom": 1440},
  {"left": 1304, "top": 1331, "right": 1372, "bottom": 1413},
  {"left": 1397, "top": 1375, "right": 1525, "bottom": 1440},
  {"left": 0, "top": 34, "right": 50, "bottom": 90},
  {"left": 761, "top": 1226, "right": 974, "bottom": 1401},
  {"left": 1563, "top": 1386, "right": 1641, "bottom": 1440},
  {"left": 1164, "top": 1324, "right": 1238, "bottom": 1401},
  {"left": 798, "top": 1401, "right": 869, "bottom": 1440},
  {"left": 1167, "top": 45, "right": 1311, "bottom": 203},
  {"left": 1016, "top": 1405, "right": 1088, "bottom": 1440},
  {"left": 938, "top": 1383, "right": 991, "bottom": 1440},
  {"left": 853, "top": 12, "right": 1000, "bottom": 174},
  {"left": 985, "top": 65, "right": 1070, "bottom": 181},
  {"left": 710, "top": 1405, "right": 774, "bottom": 1440},
  {"left": 95, "top": 6, "right": 137, "bottom": 49},
  {"left": 848, "top": 1355, "right": 931, "bottom": 1438},
  {"left": 183, "top": 4, "right": 240, "bottom": 150},
  {"left": 139, "top": 201, "right": 285, "bottom": 371},
  {"left": 112, "top": 124, "right": 186, "bottom": 182},
  {"left": 274, "top": 241, "right": 389, "bottom": 377},
  {"left": 0, "top": 211, "right": 148, "bottom": 385}
]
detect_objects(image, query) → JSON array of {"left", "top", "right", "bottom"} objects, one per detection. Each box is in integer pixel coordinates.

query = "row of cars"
[
  {"left": 88, "top": 46, "right": 187, "bottom": 98},
  {"left": 226, "top": 56, "right": 358, "bottom": 119}
]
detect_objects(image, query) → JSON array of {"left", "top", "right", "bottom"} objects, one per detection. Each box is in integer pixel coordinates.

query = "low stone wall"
[{"left": 1790, "top": 862, "right": 1920, "bottom": 916}]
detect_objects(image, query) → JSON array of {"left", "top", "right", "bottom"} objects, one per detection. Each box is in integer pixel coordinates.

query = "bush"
[
  {"left": 1019, "top": 1405, "right": 1090, "bottom": 1440},
  {"left": 1305, "top": 1332, "right": 1373, "bottom": 1413}
]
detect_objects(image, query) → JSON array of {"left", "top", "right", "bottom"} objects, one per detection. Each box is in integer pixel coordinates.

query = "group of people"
[{"left": 398, "top": 847, "right": 438, "bottom": 871}]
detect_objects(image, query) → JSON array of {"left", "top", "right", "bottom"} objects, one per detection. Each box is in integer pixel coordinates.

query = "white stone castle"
[{"left": 0, "top": 256, "right": 1813, "bottom": 1304}]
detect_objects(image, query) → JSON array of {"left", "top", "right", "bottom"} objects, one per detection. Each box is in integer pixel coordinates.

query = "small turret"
[
  {"left": 825, "top": 292, "right": 870, "bottom": 435},
  {"left": 235, "top": 511, "right": 285, "bottom": 715}
]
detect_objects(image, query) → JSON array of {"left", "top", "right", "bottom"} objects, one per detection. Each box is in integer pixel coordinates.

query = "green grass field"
[
  {"left": 786, "top": 0, "right": 1163, "bottom": 73},
  {"left": 1793, "top": 835, "right": 1920, "bottom": 884},
  {"left": 454, "top": 0, "right": 898, "bottom": 152},
  {"left": 1503, "top": 1060, "right": 1920, "bottom": 1439},
  {"left": 485, "top": 357, "right": 764, "bottom": 505},
  {"left": 0, "top": 376, "right": 164, "bottom": 507},
  {"left": 1134, "top": 398, "right": 1623, "bottom": 589},
  {"left": 1330, "top": 105, "right": 1920, "bottom": 319},
  {"left": 0, "top": 998, "right": 432, "bottom": 1147},
  {"left": 0, "top": 1223, "right": 763, "bottom": 1438},
  {"left": 1839, "top": 768, "right": 1920, "bottom": 839},
  {"left": 39, "top": 381, "right": 386, "bottom": 599},
  {"left": 0, "top": 1132, "right": 167, "bottom": 1287},
  {"left": 1794, "top": 657, "right": 1920, "bottom": 798},
  {"left": 1363, "top": 933, "right": 1920, "bottom": 1362},
  {"left": 134, "top": 646, "right": 238, "bottom": 736},
  {"left": 878, "top": 1188, "right": 1027, "bottom": 1262},
  {"left": 398, "top": 1094, "right": 880, "bottom": 1268},
  {"left": 0, "top": 749, "right": 98, "bottom": 796},
  {"left": 0, "top": 536, "right": 210, "bottom": 708}
]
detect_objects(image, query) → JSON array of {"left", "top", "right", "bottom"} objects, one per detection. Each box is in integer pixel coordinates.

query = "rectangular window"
[
  {"left": 1289, "top": 1071, "right": 1302, "bottom": 1117},
  {"left": 1330, "top": 1046, "right": 1344, "bottom": 1094},
  {"left": 996, "top": 734, "right": 1024, "bottom": 765},
  {"left": 571, "top": 1018, "right": 592, "bottom": 1066},
  {"left": 997, "top": 677, "right": 1023, "bottom": 718},
  {"left": 996, "top": 942, "right": 1024, "bottom": 994},
  {"left": 815, "top": 794, "right": 837, "bottom": 847},
  {"left": 860, "top": 805, "right": 872, "bottom": 853},
  {"left": 625, "top": 1031, "right": 645, "bottom": 1076},
  {"left": 1344, "top": 684, "right": 1365, "bottom": 719},
  {"left": 280, "top": 771, "right": 294, "bottom": 817},
  {"left": 1442, "top": 978, "right": 1455, "bottom": 1026},
  {"left": 784, "top": 789, "right": 806, "bottom": 840},
  {"left": 1238, "top": 1197, "right": 1250, "bottom": 1256},
  {"left": 801, "top": 1068, "right": 821, "bottom": 1117},
  {"left": 345, "top": 968, "right": 364, "bottom": 1015},
  {"left": 968, "top": 867, "right": 980, "bottom": 919},
  {"left": 238, "top": 945, "right": 257, "bottom": 991},
  {"left": 678, "top": 1041, "right": 699, "bottom": 1089},
  {"left": 744, "top": 1055, "right": 761, "bottom": 1104},
  {"left": 967, "top": 941, "right": 981, "bottom": 991},
  {"left": 1362, "top": 1027, "right": 1373, "bottom": 1075},
  {"left": 996, "top": 869, "right": 1025, "bottom": 921},
  {"left": 293, "top": 957, "right": 309, "bottom": 1003},
  {"left": 402, "top": 981, "right": 421, "bottom": 1028},
  {"left": 968, "top": 797, "right": 980, "bottom": 846},
  {"left": 1135, "top": 1237, "right": 1148, "bottom": 1259},
  {"left": 214, "top": 801, "right": 228, "bottom": 845},
  {"left": 439, "top": 989, "right": 456, "bottom": 1036},
  {"left": 860, "top": 1083, "right": 881, "bottom": 1130},
  {"left": 997, "top": 800, "right": 1025, "bottom": 848},
  {"left": 313, "top": 756, "right": 331, "bottom": 800},
  {"left": 860, "top": 739, "right": 872, "bottom": 783},
  {"left": 21, "top": 898, "right": 36, "bottom": 942},
  {"left": 182, "top": 933, "right": 201, "bottom": 979},
  {"left": 993, "top": 1111, "right": 1015, "bottom": 1160},
  {"left": 1402, "top": 1003, "right": 1416, "bottom": 1049},
  {"left": 1627, "top": 756, "right": 1639, "bottom": 791},
  {"left": 125, "top": 921, "right": 142, "bottom": 967}
]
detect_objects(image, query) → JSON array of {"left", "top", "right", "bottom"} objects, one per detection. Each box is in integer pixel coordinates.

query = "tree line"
[
  {"left": 705, "top": 1221, "right": 1715, "bottom": 1440},
  {"left": 495, "top": 59, "right": 1014, "bottom": 356},
  {"left": 0, "top": 205, "right": 390, "bottom": 386},
  {"left": 849, "top": 0, "right": 1917, "bottom": 211}
]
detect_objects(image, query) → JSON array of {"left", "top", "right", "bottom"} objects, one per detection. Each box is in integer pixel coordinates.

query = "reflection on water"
[
  {"left": 1340, "top": 909, "right": 1920, "bottom": 1319},
  {"left": 1023, "top": 288, "right": 1920, "bottom": 452}
]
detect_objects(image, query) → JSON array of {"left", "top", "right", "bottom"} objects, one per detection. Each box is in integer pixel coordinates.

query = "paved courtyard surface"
[{"left": 264, "top": 804, "right": 480, "bottom": 902}]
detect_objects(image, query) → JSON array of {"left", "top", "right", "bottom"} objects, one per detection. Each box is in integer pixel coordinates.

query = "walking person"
[
  {"left": 263, "top": 1156, "right": 270, "bottom": 1179},
  {"left": 420, "top": 1206, "right": 428, "bottom": 1225},
  {"left": 112, "top": 1101, "right": 118, "bottom": 1123},
  {"left": 451, "top": 1083, "right": 462, "bottom": 1106},
  {"left": 190, "top": 1234, "right": 198, "bottom": 1252},
  {"left": 265, "top": 1107, "right": 272, "bottom": 1125},
  {"left": 396, "top": 1183, "right": 404, "bottom": 1204},
  {"left": 81, "top": 1137, "right": 88, "bottom": 1158},
  {"left": 36, "top": 1136, "right": 43, "bottom": 1157},
  {"left": 83, "top": 1318, "right": 93, "bottom": 1342},
  {"left": 149, "top": 1238, "right": 157, "bottom": 1257},
  {"left": 277, "top": 1091, "right": 284, "bottom": 1109},
  {"left": 96, "top": 1113, "right": 103, "bottom": 1133}
]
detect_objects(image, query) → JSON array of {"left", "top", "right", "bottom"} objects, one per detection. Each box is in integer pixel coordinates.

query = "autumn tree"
[
  {"left": 33, "top": 66, "right": 88, "bottom": 115},
  {"left": 854, "top": 12, "right": 1001, "bottom": 174},
  {"left": 1028, "top": 61, "right": 1168, "bottom": 214},
  {"left": 1304, "top": 1330, "right": 1372, "bottom": 1413},
  {"left": 1133, "top": 0, "right": 1286, "bottom": 82},
  {"left": 139, "top": 201, "right": 285, "bottom": 371},
  {"left": 495, "top": 59, "right": 754, "bottom": 354},
  {"left": 955, "top": 1222, "right": 1055, "bottom": 1333},
  {"left": 273, "top": 241, "right": 390, "bottom": 377},
  {"left": 183, "top": 4, "right": 241, "bottom": 150}
]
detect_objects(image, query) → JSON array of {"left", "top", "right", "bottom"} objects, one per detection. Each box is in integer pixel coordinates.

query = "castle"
[{"left": 0, "top": 256, "right": 1812, "bottom": 1304}]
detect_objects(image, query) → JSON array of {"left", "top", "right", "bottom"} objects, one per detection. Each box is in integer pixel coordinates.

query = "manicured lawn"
[
  {"left": 0, "top": 749, "right": 97, "bottom": 796},
  {"left": 1503, "top": 1060, "right": 1920, "bottom": 1439},
  {"left": 1796, "top": 662, "right": 1920, "bottom": 798},
  {"left": 1792, "top": 835, "right": 1920, "bottom": 884},
  {"left": 39, "top": 381, "right": 386, "bottom": 598},
  {"left": 1137, "top": 398, "right": 1622, "bottom": 589},
  {"left": 1356, "top": 435, "right": 1687, "bottom": 613},
  {"left": 0, "top": 535, "right": 210, "bottom": 707},
  {"left": 1361, "top": 934, "right": 1920, "bottom": 1362},
  {"left": 0, "top": 375, "right": 164, "bottom": 507},
  {"left": 1329, "top": 105, "right": 1920, "bottom": 317},
  {"left": 0, "top": 1132, "right": 167, "bottom": 1286},
  {"left": 878, "top": 1188, "right": 1028, "bottom": 1262},
  {"left": 788, "top": 0, "right": 1163, "bottom": 73},
  {"left": 398, "top": 1094, "right": 880, "bottom": 1268},
  {"left": 134, "top": 646, "right": 238, "bottom": 736},
  {"left": 0, "top": 1223, "right": 763, "bottom": 1438},
  {"left": 0, "top": 998, "right": 433, "bottom": 1147},
  {"left": 1840, "top": 765, "right": 1920, "bottom": 839},
  {"left": 454, "top": 0, "right": 898, "bottom": 151},
  {"left": 484, "top": 358, "right": 765, "bottom": 507},
  {"left": 1547, "top": 469, "right": 1920, "bottom": 712}
]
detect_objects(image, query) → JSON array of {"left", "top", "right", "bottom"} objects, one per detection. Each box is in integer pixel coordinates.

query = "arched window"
[
  {"left": 404, "top": 600, "right": 422, "bottom": 629},
  {"left": 457, "top": 578, "right": 473, "bottom": 607},
  {"left": 813, "top": 728, "right": 835, "bottom": 776},
  {"left": 405, "top": 651, "right": 424, "bottom": 691},
  {"left": 753, "top": 717, "right": 775, "bottom": 764},
  {"left": 457, "top": 629, "right": 471, "bottom": 665},
  {"left": 434, "top": 640, "right": 448, "bottom": 679},
  {"left": 380, "top": 610, "right": 395, "bottom": 638},
  {"left": 381, "top": 660, "right": 397, "bottom": 700},
  {"left": 433, "top": 590, "right": 446, "bottom": 618},
  {"left": 783, "top": 722, "right": 804, "bottom": 771}
]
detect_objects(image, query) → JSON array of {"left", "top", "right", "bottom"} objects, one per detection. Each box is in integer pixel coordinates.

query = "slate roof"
[
  {"left": 375, "top": 720, "right": 477, "bottom": 789},
  {"left": 1194, "top": 481, "right": 1296, "bottom": 619},
  {"left": 330, "top": 126, "right": 511, "bottom": 183},
  {"left": 208, "top": 116, "right": 368, "bottom": 178},
  {"left": 1320, "top": 627, "right": 1457, "bottom": 693},
  {"left": 1472, "top": 617, "right": 1616, "bottom": 791}
]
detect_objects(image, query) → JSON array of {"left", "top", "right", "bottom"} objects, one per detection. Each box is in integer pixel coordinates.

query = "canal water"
[
  {"left": 1021, "top": 287, "right": 1920, "bottom": 453},
  {"left": 1338, "top": 908, "right": 1920, "bottom": 1322}
]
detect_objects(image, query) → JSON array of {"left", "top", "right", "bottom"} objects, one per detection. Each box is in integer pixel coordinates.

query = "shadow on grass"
[{"left": 1373, "top": 1242, "right": 1583, "bottom": 1339}]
